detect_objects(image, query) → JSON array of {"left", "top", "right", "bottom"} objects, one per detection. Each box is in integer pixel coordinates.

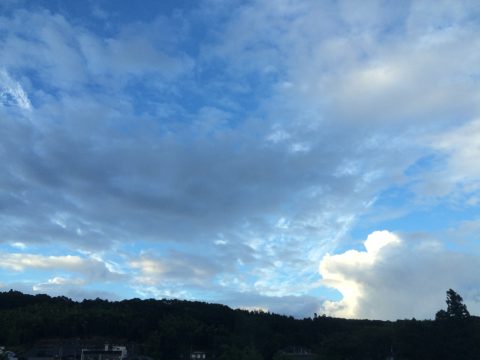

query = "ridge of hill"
[{"left": 1, "top": 290, "right": 479, "bottom": 359}]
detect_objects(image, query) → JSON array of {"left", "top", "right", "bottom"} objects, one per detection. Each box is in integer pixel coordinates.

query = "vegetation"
[
  {"left": 0, "top": 289, "right": 479, "bottom": 359},
  {"left": 435, "top": 288, "right": 470, "bottom": 320}
]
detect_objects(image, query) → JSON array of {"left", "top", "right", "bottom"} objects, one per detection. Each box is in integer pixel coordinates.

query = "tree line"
[{"left": 0, "top": 289, "right": 479, "bottom": 360}]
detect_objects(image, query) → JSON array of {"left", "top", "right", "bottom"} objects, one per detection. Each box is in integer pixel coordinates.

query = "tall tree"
[{"left": 436, "top": 289, "right": 470, "bottom": 320}]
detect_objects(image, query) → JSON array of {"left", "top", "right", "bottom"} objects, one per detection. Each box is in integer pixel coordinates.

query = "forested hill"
[{"left": 1, "top": 290, "right": 479, "bottom": 360}]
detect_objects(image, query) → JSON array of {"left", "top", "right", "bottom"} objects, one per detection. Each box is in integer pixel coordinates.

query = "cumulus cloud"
[{"left": 320, "top": 230, "right": 480, "bottom": 320}]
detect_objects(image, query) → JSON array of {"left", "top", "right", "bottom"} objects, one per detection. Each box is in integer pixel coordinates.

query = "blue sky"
[{"left": 1, "top": 0, "right": 480, "bottom": 320}]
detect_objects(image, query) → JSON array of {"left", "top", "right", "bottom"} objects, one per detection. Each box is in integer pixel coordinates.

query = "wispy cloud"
[
  {"left": 0, "top": 0, "right": 479, "bottom": 318},
  {"left": 0, "top": 69, "right": 32, "bottom": 110}
]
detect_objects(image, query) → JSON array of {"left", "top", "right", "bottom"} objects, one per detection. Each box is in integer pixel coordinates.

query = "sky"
[{"left": 0, "top": 0, "right": 480, "bottom": 321}]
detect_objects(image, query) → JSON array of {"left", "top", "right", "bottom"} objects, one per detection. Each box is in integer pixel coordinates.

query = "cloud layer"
[{"left": 0, "top": 0, "right": 479, "bottom": 319}]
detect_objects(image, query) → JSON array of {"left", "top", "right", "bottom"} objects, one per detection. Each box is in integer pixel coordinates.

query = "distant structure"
[
  {"left": 0, "top": 347, "right": 18, "bottom": 360},
  {"left": 190, "top": 351, "right": 207, "bottom": 359},
  {"left": 275, "top": 347, "right": 316, "bottom": 360},
  {"left": 81, "top": 345, "right": 127, "bottom": 360}
]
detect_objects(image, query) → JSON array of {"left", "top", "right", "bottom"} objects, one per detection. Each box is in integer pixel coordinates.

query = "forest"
[{"left": 0, "top": 289, "right": 479, "bottom": 360}]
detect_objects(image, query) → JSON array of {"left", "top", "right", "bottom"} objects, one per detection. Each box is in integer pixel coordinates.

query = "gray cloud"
[
  {"left": 320, "top": 230, "right": 480, "bottom": 320},
  {"left": 0, "top": 251, "right": 125, "bottom": 282},
  {"left": 0, "top": 0, "right": 479, "bottom": 314},
  {"left": 130, "top": 251, "right": 225, "bottom": 287}
]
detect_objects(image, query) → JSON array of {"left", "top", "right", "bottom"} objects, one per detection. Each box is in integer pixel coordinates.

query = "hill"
[{"left": 0, "top": 290, "right": 479, "bottom": 359}]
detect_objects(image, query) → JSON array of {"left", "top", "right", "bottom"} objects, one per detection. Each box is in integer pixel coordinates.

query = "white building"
[{"left": 190, "top": 351, "right": 206, "bottom": 359}]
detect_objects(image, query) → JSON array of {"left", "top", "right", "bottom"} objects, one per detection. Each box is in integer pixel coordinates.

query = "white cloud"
[
  {"left": 320, "top": 230, "right": 480, "bottom": 320},
  {"left": 0, "top": 253, "right": 84, "bottom": 271},
  {"left": 0, "top": 69, "right": 32, "bottom": 110},
  {"left": 422, "top": 119, "right": 480, "bottom": 198},
  {"left": 33, "top": 276, "right": 85, "bottom": 291},
  {"left": 320, "top": 231, "right": 401, "bottom": 318},
  {"left": 10, "top": 242, "right": 27, "bottom": 250}
]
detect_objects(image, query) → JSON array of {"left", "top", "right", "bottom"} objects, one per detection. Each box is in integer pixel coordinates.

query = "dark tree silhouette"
[
  {"left": 1, "top": 290, "right": 479, "bottom": 359},
  {"left": 436, "top": 289, "right": 470, "bottom": 320}
]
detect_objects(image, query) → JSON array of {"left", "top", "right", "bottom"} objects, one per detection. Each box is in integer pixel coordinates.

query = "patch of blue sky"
[
  {"left": 91, "top": 0, "right": 199, "bottom": 24},
  {"left": 119, "top": 68, "right": 265, "bottom": 131},
  {"left": 186, "top": 66, "right": 274, "bottom": 118},
  {"left": 353, "top": 200, "right": 479, "bottom": 241},
  {"left": 404, "top": 153, "right": 443, "bottom": 177},
  {"left": 0, "top": 243, "right": 26, "bottom": 253},
  {"left": 347, "top": 174, "right": 480, "bottom": 252},
  {"left": 83, "top": 281, "right": 132, "bottom": 300},
  {"left": 11, "top": 68, "right": 64, "bottom": 106},
  {"left": 15, "top": 1, "right": 175, "bottom": 35},
  {"left": 119, "top": 238, "right": 179, "bottom": 255},
  {"left": 1, "top": 268, "right": 48, "bottom": 285},
  {"left": 122, "top": 79, "right": 184, "bottom": 118},
  {"left": 0, "top": 242, "right": 70, "bottom": 257},
  {"left": 308, "top": 286, "right": 342, "bottom": 303}
]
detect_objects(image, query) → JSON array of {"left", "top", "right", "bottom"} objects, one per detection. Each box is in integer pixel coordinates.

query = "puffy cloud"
[{"left": 320, "top": 231, "right": 480, "bottom": 320}]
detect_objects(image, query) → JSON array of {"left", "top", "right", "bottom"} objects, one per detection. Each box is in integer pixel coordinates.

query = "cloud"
[
  {"left": 10, "top": 242, "right": 27, "bottom": 250},
  {"left": 0, "top": 251, "right": 125, "bottom": 282},
  {"left": 33, "top": 276, "right": 85, "bottom": 291},
  {"left": 0, "top": 69, "right": 32, "bottom": 110},
  {"left": 130, "top": 251, "right": 222, "bottom": 287},
  {"left": 417, "top": 119, "right": 480, "bottom": 200},
  {"left": 320, "top": 230, "right": 480, "bottom": 320},
  {"left": 78, "top": 17, "right": 193, "bottom": 82},
  {"left": 0, "top": 0, "right": 479, "bottom": 317},
  {"left": 0, "top": 9, "right": 192, "bottom": 96},
  {"left": 0, "top": 279, "right": 120, "bottom": 301}
]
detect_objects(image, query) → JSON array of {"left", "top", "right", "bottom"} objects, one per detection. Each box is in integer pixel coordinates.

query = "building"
[
  {"left": 275, "top": 347, "right": 316, "bottom": 360},
  {"left": 190, "top": 351, "right": 206, "bottom": 359},
  {"left": 80, "top": 345, "right": 127, "bottom": 360},
  {"left": 0, "top": 348, "right": 18, "bottom": 360}
]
